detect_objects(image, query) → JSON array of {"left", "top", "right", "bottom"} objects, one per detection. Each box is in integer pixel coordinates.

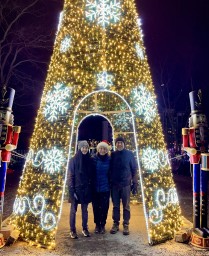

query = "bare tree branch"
[
  {"left": 0, "top": 0, "right": 55, "bottom": 90},
  {"left": 0, "top": 0, "right": 40, "bottom": 45}
]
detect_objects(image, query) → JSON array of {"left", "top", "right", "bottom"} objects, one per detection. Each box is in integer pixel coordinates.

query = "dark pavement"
[{"left": 2, "top": 174, "right": 209, "bottom": 255}]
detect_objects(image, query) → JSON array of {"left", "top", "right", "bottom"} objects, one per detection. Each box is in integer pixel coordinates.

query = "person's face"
[
  {"left": 81, "top": 146, "right": 89, "bottom": 154},
  {"left": 98, "top": 146, "right": 108, "bottom": 155},
  {"left": 116, "top": 141, "right": 124, "bottom": 151}
]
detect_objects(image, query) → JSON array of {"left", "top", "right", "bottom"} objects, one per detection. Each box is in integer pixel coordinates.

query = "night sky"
[
  {"left": 6, "top": 0, "right": 209, "bottom": 148},
  {"left": 137, "top": 0, "right": 209, "bottom": 112}
]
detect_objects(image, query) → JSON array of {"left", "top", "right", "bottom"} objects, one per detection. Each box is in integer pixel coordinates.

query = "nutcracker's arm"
[
  {"left": 182, "top": 127, "right": 201, "bottom": 164},
  {"left": 182, "top": 128, "right": 189, "bottom": 148},
  {"left": 4, "top": 126, "right": 21, "bottom": 151}
]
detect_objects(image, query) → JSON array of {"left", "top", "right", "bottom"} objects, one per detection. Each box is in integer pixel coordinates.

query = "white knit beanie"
[{"left": 97, "top": 141, "right": 109, "bottom": 151}]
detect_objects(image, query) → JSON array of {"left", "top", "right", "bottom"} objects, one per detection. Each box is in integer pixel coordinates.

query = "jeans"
[
  {"left": 111, "top": 185, "right": 131, "bottom": 225},
  {"left": 92, "top": 191, "right": 110, "bottom": 227},
  {"left": 70, "top": 200, "right": 88, "bottom": 231}
]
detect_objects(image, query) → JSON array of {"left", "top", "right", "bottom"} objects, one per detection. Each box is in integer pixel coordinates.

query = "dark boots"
[
  {"left": 123, "top": 224, "right": 129, "bottom": 235},
  {"left": 110, "top": 223, "right": 119, "bottom": 234}
]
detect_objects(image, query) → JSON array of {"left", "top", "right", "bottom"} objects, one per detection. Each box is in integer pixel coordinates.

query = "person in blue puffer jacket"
[{"left": 92, "top": 141, "right": 111, "bottom": 234}]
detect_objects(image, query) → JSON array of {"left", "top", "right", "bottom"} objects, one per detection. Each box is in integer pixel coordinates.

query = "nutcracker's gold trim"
[
  {"left": 13, "top": 126, "right": 21, "bottom": 133},
  {"left": 191, "top": 232, "right": 209, "bottom": 248},
  {"left": 183, "top": 147, "right": 197, "bottom": 155},
  {"left": 182, "top": 128, "right": 189, "bottom": 135}
]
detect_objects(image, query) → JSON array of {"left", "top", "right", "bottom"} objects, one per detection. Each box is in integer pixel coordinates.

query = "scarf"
[{"left": 74, "top": 150, "right": 91, "bottom": 175}]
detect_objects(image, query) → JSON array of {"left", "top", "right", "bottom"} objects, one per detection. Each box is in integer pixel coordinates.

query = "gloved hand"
[{"left": 131, "top": 183, "right": 138, "bottom": 195}]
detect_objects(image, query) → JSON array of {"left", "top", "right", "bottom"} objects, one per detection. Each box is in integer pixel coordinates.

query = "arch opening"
[{"left": 76, "top": 114, "right": 113, "bottom": 155}]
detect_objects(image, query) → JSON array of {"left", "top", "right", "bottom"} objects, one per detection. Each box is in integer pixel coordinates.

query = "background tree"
[{"left": 0, "top": 0, "right": 62, "bottom": 148}]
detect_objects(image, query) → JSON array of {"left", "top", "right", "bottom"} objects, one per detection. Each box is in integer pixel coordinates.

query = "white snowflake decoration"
[
  {"left": 113, "top": 110, "right": 132, "bottom": 131},
  {"left": 85, "top": 0, "right": 121, "bottom": 28},
  {"left": 132, "top": 85, "right": 157, "bottom": 123},
  {"left": 60, "top": 36, "right": 71, "bottom": 53},
  {"left": 43, "top": 147, "right": 65, "bottom": 174},
  {"left": 142, "top": 147, "right": 159, "bottom": 172},
  {"left": 97, "top": 71, "right": 113, "bottom": 88},
  {"left": 30, "top": 148, "right": 66, "bottom": 174},
  {"left": 43, "top": 83, "right": 71, "bottom": 122},
  {"left": 141, "top": 147, "right": 169, "bottom": 172},
  {"left": 135, "top": 43, "right": 144, "bottom": 60}
]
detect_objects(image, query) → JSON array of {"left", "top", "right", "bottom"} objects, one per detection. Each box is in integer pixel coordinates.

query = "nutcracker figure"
[
  {"left": 182, "top": 89, "right": 209, "bottom": 248},
  {"left": 0, "top": 86, "right": 21, "bottom": 229}
]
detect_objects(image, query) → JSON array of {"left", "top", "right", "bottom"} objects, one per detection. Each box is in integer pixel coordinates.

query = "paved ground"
[
  {"left": 1, "top": 174, "right": 209, "bottom": 255},
  {"left": 1, "top": 202, "right": 209, "bottom": 255}
]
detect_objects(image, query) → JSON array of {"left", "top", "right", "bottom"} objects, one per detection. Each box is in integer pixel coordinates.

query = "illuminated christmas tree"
[{"left": 11, "top": 0, "right": 182, "bottom": 248}]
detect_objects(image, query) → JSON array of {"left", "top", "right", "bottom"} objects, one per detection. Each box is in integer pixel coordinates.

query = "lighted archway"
[
  {"left": 11, "top": 0, "right": 182, "bottom": 248},
  {"left": 66, "top": 89, "right": 150, "bottom": 243}
]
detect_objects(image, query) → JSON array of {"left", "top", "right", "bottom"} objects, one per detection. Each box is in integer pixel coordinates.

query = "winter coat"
[
  {"left": 92, "top": 154, "right": 110, "bottom": 193},
  {"left": 110, "top": 149, "right": 138, "bottom": 188},
  {"left": 67, "top": 150, "right": 93, "bottom": 204}
]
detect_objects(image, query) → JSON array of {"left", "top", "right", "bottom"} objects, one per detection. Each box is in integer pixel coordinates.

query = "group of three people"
[{"left": 67, "top": 137, "right": 138, "bottom": 239}]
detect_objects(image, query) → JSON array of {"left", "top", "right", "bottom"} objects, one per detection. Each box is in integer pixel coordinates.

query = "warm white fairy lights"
[
  {"left": 132, "top": 85, "right": 157, "bottom": 123},
  {"left": 43, "top": 83, "right": 71, "bottom": 122},
  {"left": 85, "top": 0, "right": 121, "bottom": 28},
  {"left": 13, "top": 194, "right": 57, "bottom": 231},
  {"left": 97, "top": 71, "right": 114, "bottom": 88}
]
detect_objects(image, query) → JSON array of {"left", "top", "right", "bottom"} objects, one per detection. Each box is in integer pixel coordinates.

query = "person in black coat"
[
  {"left": 110, "top": 137, "right": 138, "bottom": 236},
  {"left": 67, "top": 140, "right": 92, "bottom": 239},
  {"left": 92, "top": 141, "right": 111, "bottom": 234}
]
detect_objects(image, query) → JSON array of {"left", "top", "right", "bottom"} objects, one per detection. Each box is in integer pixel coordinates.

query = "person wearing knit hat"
[
  {"left": 67, "top": 140, "right": 92, "bottom": 239},
  {"left": 92, "top": 141, "right": 111, "bottom": 234},
  {"left": 110, "top": 136, "right": 138, "bottom": 236},
  {"left": 78, "top": 140, "right": 89, "bottom": 150},
  {"left": 115, "top": 137, "right": 125, "bottom": 145}
]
